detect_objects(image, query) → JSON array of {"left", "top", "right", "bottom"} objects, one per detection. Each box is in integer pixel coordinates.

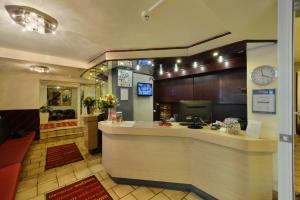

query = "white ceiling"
[
  {"left": 0, "top": 57, "right": 84, "bottom": 78},
  {"left": 0, "top": 0, "right": 277, "bottom": 71}
]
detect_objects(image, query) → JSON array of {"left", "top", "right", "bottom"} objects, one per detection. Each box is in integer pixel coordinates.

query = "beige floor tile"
[
  {"left": 15, "top": 186, "right": 37, "bottom": 200},
  {"left": 113, "top": 184, "right": 134, "bottom": 198},
  {"left": 149, "top": 187, "right": 163, "bottom": 195},
  {"left": 56, "top": 165, "right": 73, "bottom": 176},
  {"left": 184, "top": 193, "right": 204, "bottom": 200},
  {"left": 72, "top": 160, "right": 88, "bottom": 171},
  {"left": 89, "top": 163, "right": 105, "bottom": 173},
  {"left": 38, "top": 179, "right": 59, "bottom": 195},
  {"left": 94, "top": 172, "right": 103, "bottom": 181},
  {"left": 100, "top": 178, "right": 117, "bottom": 190},
  {"left": 30, "top": 194, "right": 46, "bottom": 200},
  {"left": 57, "top": 172, "right": 77, "bottom": 186},
  {"left": 107, "top": 188, "right": 120, "bottom": 200},
  {"left": 121, "top": 194, "right": 137, "bottom": 200},
  {"left": 99, "top": 170, "right": 109, "bottom": 179},
  {"left": 17, "top": 177, "right": 38, "bottom": 192},
  {"left": 163, "top": 189, "right": 187, "bottom": 200},
  {"left": 132, "top": 187, "right": 155, "bottom": 200},
  {"left": 74, "top": 168, "right": 92, "bottom": 179},
  {"left": 38, "top": 171, "right": 57, "bottom": 184},
  {"left": 150, "top": 193, "right": 170, "bottom": 200}
]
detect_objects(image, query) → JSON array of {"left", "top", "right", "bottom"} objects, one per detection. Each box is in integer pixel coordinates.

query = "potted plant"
[
  {"left": 98, "top": 94, "right": 118, "bottom": 120},
  {"left": 83, "top": 96, "right": 96, "bottom": 114},
  {"left": 39, "top": 105, "right": 52, "bottom": 124}
]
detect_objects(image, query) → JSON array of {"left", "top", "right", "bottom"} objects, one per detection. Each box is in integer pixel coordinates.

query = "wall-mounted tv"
[{"left": 137, "top": 82, "right": 152, "bottom": 96}]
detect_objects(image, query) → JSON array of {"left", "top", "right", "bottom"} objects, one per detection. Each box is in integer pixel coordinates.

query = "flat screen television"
[{"left": 137, "top": 82, "right": 152, "bottom": 96}]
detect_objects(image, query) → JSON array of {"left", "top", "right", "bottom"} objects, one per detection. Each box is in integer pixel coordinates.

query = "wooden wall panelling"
[{"left": 193, "top": 74, "right": 220, "bottom": 102}]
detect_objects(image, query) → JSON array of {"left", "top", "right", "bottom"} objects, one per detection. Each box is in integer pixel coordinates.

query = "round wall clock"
[{"left": 251, "top": 65, "right": 277, "bottom": 86}]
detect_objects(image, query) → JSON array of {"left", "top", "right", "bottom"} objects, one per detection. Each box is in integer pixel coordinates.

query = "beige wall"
[
  {"left": 246, "top": 42, "right": 278, "bottom": 191},
  {"left": 133, "top": 73, "right": 153, "bottom": 121},
  {"left": 0, "top": 71, "right": 92, "bottom": 111}
]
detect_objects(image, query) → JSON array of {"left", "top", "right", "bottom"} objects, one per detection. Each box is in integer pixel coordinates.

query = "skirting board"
[{"left": 111, "top": 176, "right": 217, "bottom": 200}]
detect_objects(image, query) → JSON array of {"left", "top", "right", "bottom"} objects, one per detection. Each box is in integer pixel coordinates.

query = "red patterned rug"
[
  {"left": 46, "top": 143, "right": 83, "bottom": 170},
  {"left": 40, "top": 121, "right": 78, "bottom": 130},
  {"left": 47, "top": 175, "right": 113, "bottom": 200}
]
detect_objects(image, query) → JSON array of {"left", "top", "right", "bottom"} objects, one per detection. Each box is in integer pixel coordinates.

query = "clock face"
[{"left": 251, "top": 65, "right": 277, "bottom": 86}]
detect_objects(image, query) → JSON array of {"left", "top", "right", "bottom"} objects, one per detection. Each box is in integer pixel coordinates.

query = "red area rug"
[
  {"left": 46, "top": 143, "right": 83, "bottom": 170},
  {"left": 40, "top": 121, "right": 78, "bottom": 130},
  {"left": 47, "top": 175, "right": 113, "bottom": 200}
]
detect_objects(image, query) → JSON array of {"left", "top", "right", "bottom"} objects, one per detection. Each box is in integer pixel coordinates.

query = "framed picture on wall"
[
  {"left": 252, "top": 89, "right": 276, "bottom": 114},
  {"left": 118, "top": 69, "right": 133, "bottom": 87},
  {"left": 47, "top": 88, "right": 72, "bottom": 106}
]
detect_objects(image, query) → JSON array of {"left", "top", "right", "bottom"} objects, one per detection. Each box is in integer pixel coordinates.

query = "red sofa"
[{"left": 0, "top": 131, "right": 35, "bottom": 200}]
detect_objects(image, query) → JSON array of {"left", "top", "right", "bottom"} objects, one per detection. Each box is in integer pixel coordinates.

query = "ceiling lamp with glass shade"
[{"left": 5, "top": 5, "right": 58, "bottom": 34}]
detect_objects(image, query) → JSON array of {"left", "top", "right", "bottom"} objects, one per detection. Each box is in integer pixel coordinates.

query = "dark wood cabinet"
[
  {"left": 219, "top": 70, "right": 247, "bottom": 104},
  {"left": 156, "top": 78, "right": 193, "bottom": 102},
  {"left": 154, "top": 69, "right": 247, "bottom": 121},
  {"left": 193, "top": 74, "right": 220, "bottom": 102}
]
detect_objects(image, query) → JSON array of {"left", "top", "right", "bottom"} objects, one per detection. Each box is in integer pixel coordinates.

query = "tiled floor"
[{"left": 16, "top": 135, "right": 204, "bottom": 200}]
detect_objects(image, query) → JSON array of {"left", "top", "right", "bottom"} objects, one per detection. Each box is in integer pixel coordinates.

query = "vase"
[
  {"left": 107, "top": 108, "right": 112, "bottom": 121},
  {"left": 87, "top": 106, "right": 92, "bottom": 114}
]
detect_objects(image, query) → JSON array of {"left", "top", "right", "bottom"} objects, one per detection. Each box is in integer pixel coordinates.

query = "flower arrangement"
[
  {"left": 98, "top": 94, "right": 118, "bottom": 108},
  {"left": 83, "top": 96, "right": 96, "bottom": 107}
]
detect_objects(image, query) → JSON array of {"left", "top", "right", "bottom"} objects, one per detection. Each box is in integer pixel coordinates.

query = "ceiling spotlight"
[
  {"left": 174, "top": 64, "right": 179, "bottom": 72},
  {"left": 159, "top": 64, "right": 163, "bottom": 75},
  {"left": 176, "top": 59, "right": 182, "bottom": 64},
  {"left": 147, "top": 60, "right": 152, "bottom": 65},
  {"left": 52, "top": 31, "right": 56, "bottom": 34},
  {"left": 136, "top": 64, "right": 140, "bottom": 71},
  {"left": 182, "top": 70, "right": 186, "bottom": 75},
  {"left": 224, "top": 61, "right": 229, "bottom": 68},
  {"left": 56, "top": 86, "right": 60, "bottom": 89},
  {"left": 22, "top": 28, "right": 26, "bottom": 32},
  {"left": 213, "top": 51, "right": 219, "bottom": 57},
  {"left": 5, "top": 5, "right": 58, "bottom": 34},
  {"left": 193, "top": 62, "right": 198, "bottom": 68},
  {"left": 89, "top": 72, "right": 93, "bottom": 76},
  {"left": 218, "top": 56, "right": 223, "bottom": 63},
  {"left": 200, "top": 66, "right": 205, "bottom": 71},
  {"left": 167, "top": 72, "right": 171, "bottom": 78},
  {"left": 29, "top": 65, "right": 49, "bottom": 73}
]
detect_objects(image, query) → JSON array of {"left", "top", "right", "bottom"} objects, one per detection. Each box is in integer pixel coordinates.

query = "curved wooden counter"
[{"left": 99, "top": 121, "right": 277, "bottom": 200}]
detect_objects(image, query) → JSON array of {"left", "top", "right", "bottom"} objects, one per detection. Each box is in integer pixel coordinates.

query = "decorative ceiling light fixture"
[
  {"left": 176, "top": 59, "right": 182, "bottom": 64},
  {"left": 30, "top": 65, "right": 50, "bottom": 73},
  {"left": 5, "top": 5, "right": 58, "bottom": 34}
]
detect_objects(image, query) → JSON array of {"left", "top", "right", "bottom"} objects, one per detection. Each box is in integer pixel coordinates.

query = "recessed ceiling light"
[
  {"left": 174, "top": 64, "right": 179, "bottom": 72},
  {"left": 56, "top": 86, "right": 60, "bottom": 89},
  {"left": 218, "top": 56, "right": 223, "bottom": 63},
  {"left": 193, "top": 62, "right": 198, "bottom": 68},
  {"left": 176, "top": 59, "right": 181, "bottom": 64},
  {"left": 213, "top": 51, "right": 219, "bottom": 57},
  {"left": 224, "top": 61, "right": 229, "bottom": 67},
  {"left": 159, "top": 64, "right": 163, "bottom": 75},
  {"left": 200, "top": 66, "right": 205, "bottom": 71},
  {"left": 167, "top": 72, "right": 171, "bottom": 77},
  {"left": 136, "top": 64, "right": 140, "bottom": 70}
]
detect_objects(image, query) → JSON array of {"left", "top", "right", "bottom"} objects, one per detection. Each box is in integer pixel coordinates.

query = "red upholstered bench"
[
  {"left": 0, "top": 131, "right": 35, "bottom": 200},
  {"left": 0, "top": 163, "right": 21, "bottom": 200}
]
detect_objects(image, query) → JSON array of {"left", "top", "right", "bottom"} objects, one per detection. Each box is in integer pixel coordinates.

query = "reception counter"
[{"left": 98, "top": 121, "right": 277, "bottom": 200}]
